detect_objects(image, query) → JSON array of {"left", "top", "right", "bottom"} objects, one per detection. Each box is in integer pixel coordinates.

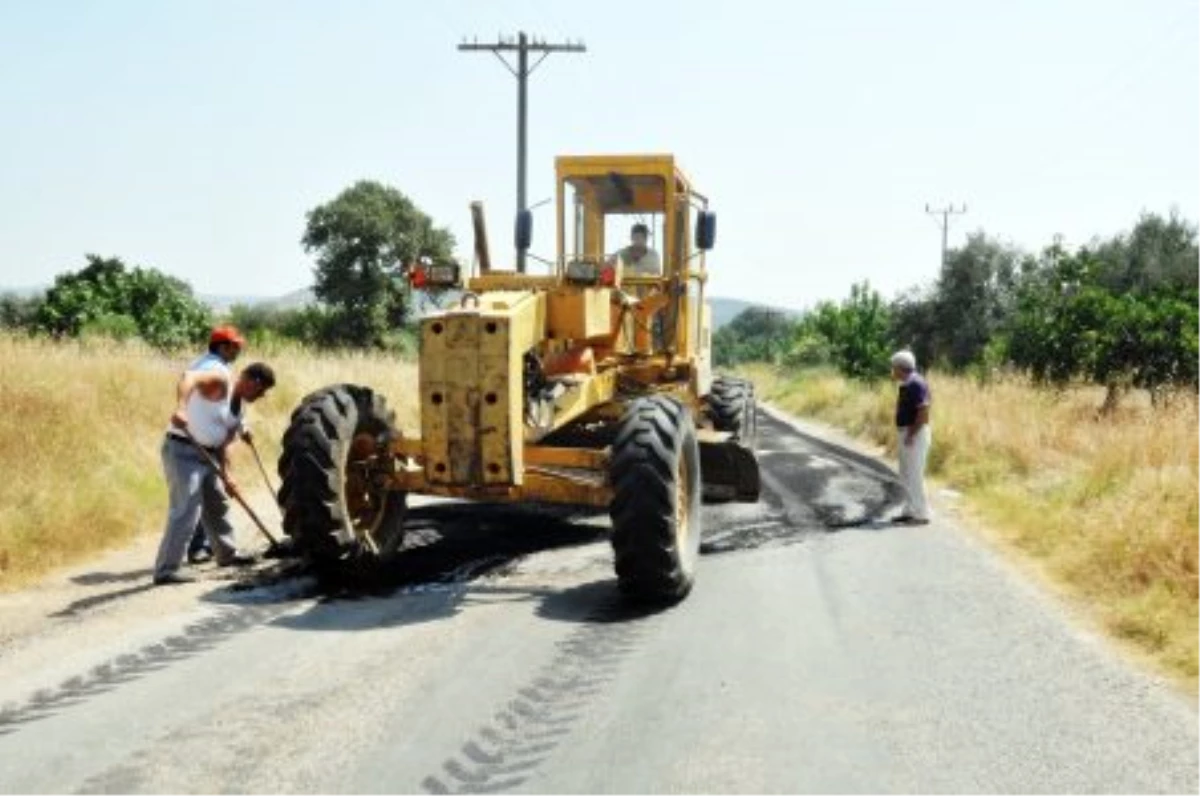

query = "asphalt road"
[{"left": 0, "top": 408, "right": 1195, "bottom": 794}]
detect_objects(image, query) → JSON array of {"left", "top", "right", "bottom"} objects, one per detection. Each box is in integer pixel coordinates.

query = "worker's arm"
[{"left": 169, "top": 370, "right": 228, "bottom": 429}]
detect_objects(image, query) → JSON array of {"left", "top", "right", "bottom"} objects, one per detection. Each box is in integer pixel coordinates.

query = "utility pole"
[
  {"left": 458, "top": 32, "right": 586, "bottom": 272},
  {"left": 925, "top": 203, "right": 968, "bottom": 267}
]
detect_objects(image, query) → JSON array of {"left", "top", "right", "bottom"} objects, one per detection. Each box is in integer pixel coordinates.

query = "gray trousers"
[
  {"left": 154, "top": 437, "right": 239, "bottom": 577},
  {"left": 897, "top": 425, "right": 932, "bottom": 521}
]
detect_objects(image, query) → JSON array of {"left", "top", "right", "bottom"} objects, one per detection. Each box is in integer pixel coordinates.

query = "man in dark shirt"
[{"left": 891, "top": 350, "right": 932, "bottom": 524}]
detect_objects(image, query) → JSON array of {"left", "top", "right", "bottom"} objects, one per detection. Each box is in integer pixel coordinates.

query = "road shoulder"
[{"left": 760, "top": 401, "right": 1197, "bottom": 697}]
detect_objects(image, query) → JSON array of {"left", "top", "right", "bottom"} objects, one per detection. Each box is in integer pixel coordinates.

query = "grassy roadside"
[
  {"left": 739, "top": 363, "right": 1198, "bottom": 685},
  {"left": 0, "top": 335, "right": 417, "bottom": 590}
]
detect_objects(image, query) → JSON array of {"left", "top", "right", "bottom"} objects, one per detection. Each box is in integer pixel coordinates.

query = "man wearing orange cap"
[
  {"left": 154, "top": 325, "right": 275, "bottom": 584},
  {"left": 202, "top": 325, "right": 246, "bottom": 369},
  {"left": 154, "top": 359, "right": 275, "bottom": 584},
  {"left": 183, "top": 326, "right": 247, "bottom": 564}
]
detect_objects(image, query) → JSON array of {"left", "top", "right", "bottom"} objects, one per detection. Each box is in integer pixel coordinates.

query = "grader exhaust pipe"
[{"left": 470, "top": 200, "right": 492, "bottom": 274}]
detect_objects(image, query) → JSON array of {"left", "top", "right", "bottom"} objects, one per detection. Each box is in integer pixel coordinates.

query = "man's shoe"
[
  {"left": 187, "top": 548, "right": 213, "bottom": 565},
  {"left": 890, "top": 514, "right": 915, "bottom": 524},
  {"left": 153, "top": 572, "right": 196, "bottom": 586},
  {"left": 217, "top": 553, "right": 257, "bottom": 569}
]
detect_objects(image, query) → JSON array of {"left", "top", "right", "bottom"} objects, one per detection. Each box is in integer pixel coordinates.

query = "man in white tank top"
[
  {"left": 153, "top": 344, "right": 276, "bottom": 585},
  {"left": 182, "top": 326, "right": 246, "bottom": 564}
]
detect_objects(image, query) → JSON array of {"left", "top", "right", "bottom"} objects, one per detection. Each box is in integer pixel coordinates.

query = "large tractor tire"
[
  {"left": 609, "top": 395, "right": 703, "bottom": 603},
  {"left": 278, "top": 384, "right": 406, "bottom": 571},
  {"left": 705, "top": 376, "right": 758, "bottom": 447}
]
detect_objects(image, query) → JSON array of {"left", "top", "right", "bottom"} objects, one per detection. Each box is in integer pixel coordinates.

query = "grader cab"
[{"left": 278, "top": 154, "right": 761, "bottom": 603}]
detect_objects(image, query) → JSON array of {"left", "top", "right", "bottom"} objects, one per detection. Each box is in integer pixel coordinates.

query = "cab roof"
[{"left": 555, "top": 154, "right": 702, "bottom": 213}]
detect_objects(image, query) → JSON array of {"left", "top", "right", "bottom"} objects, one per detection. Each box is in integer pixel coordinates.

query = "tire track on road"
[{"left": 421, "top": 593, "right": 661, "bottom": 794}]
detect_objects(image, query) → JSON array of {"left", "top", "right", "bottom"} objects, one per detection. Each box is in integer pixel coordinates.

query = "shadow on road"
[
  {"left": 209, "top": 411, "right": 912, "bottom": 631},
  {"left": 46, "top": 411, "right": 906, "bottom": 626},
  {"left": 49, "top": 582, "right": 158, "bottom": 619},
  {"left": 201, "top": 501, "right": 613, "bottom": 633},
  {"left": 70, "top": 569, "right": 155, "bottom": 586},
  {"left": 533, "top": 579, "right": 674, "bottom": 623}
]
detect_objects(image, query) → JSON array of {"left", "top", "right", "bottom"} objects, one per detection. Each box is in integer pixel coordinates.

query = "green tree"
[
  {"left": 1006, "top": 241, "right": 1198, "bottom": 409},
  {"left": 804, "top": 282, "right": 891, "bottom": 379},
  {"left": 930, "top": 233, "right": 1022, "bottom": 370},
  {"left": 840, "top": 282, "right": 892, "bottom": 379},
  {"left": 1090, "top": 211, "right": 1198, "bottom": 297},
  {"left": 888, "top": 286, "right": 938, "bottom": 370},
  {"left": 34, "top": 255, "right": 210, "bottom": 348},
  {"left": 713, "top": 306, "right": 796, "bottom": 366},
  {"left": 1006, "top": 242, "right": 1091, "bottom": 385},
  {"left": 302, "top": 180, "right": 455, "bottom": 347}
]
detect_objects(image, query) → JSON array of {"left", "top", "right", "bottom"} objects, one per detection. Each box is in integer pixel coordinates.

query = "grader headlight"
[{"left": 409, "top": 261, "right": 462, "bottom": 289}]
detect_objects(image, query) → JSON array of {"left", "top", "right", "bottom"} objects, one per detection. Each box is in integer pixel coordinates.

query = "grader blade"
[{"left": 699, "top": 438, "right": 761, "bottom": 502}]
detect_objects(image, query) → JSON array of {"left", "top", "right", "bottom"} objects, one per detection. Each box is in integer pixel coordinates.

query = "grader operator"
[{"left": 278, "top": 154, "right": 761, "bottom": 603}]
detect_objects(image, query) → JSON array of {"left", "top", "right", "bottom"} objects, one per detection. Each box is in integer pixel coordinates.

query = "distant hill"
[
  {"left": 0, "top": 286, "right": 45, "bottom": 300},
  {"left": 199, "top": 288, "right": 314, "bottom": 312},
  {"left": 8, "top": 281, "right": 792, "bottom": 328},
  {"left": 258, "top": 288, "right": 315, "bottom": 310},
  {"left": 223, "top": 292, "right": 793, "bottom": 327},
  {"left": 710, "top": 297, "right": 798, "bottom": 328}
]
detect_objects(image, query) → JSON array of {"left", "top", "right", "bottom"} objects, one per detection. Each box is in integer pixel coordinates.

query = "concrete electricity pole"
[
  {"left": 925, "top": 203, "right": 968, "bottom": 267},
  {"left": 458, "top": 32, "right": 586, "bottom": 272}
]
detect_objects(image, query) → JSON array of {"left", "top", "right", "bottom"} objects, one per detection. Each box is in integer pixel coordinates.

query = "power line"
[
  {"left": 925, "top": 203, "right": 968, "bottom": 268},
  {"left": 459, "top": 32, "right": 586, "bottom": 273}
]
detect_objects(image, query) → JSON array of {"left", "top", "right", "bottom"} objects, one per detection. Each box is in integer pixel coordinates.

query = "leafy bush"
[
  {"left": 81, "top": 313, "right": 139, "bottom": 342},
  {"left": 34, "top": 255, "right": 210, "bottom": 348}
]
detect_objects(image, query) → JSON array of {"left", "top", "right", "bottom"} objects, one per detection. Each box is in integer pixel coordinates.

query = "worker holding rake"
[
  {"left": 185, "top": 326, "right": 245, "bottom": 564},
  {"left": 152, "top": 331, "right": 276, "bottom": 585}
]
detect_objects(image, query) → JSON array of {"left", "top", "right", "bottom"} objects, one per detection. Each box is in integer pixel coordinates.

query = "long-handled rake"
[{"left": 179, "top": 427, "right": 284, "bottom": 554}]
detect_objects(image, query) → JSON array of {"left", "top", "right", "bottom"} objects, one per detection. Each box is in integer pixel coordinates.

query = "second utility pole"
[
  {"left": 459, "top": 32, "right": 586, "bottom": 272},
  {"left": 925, "top": 202, "right": 968, "bottom": 267}
]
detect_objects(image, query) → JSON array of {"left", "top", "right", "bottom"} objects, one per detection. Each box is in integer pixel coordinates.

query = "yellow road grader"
[{"left": 278, "top": 154, "right": 761, "bottom": 602}]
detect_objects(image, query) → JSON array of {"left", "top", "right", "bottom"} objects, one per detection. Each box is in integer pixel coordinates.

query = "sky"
[{"left": 0, "top": 0, "right": 1196, "bottom": 309}]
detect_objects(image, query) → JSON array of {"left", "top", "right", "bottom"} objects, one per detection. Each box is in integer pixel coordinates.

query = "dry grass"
[
  {"left": 741, "top": 364, "right": 1199, "bottom": 685},
  {"left": 0, "top": 335, "right": 416, "bottom": 589}
]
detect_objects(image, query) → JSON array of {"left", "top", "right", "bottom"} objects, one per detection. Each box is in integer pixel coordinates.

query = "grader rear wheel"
[
  {"left": 609, "top": 395, "right": 703, "bottom": 603},
  {"left": 278, "top": 384, "right": 407, "bottom": 570},
  {"left": 706, "top": 376, "right": 758, "bottom": 447}
]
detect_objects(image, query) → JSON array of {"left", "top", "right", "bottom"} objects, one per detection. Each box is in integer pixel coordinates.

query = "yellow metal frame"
[{"left": 398, "top": 153, "right": 716, "bottom": 508}]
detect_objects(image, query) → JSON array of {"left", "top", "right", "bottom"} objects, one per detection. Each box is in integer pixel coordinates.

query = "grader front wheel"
[
  {"left": 278, "top": 384, "right": 407, "bottom": 570},
  {"left": 609, "top": 396, "right": 703, "bottom": 603}
]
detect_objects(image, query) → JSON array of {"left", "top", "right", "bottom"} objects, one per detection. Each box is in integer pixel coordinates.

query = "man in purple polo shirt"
[{"left": 890, "top": 350, "right": 932, "bottom": 525}]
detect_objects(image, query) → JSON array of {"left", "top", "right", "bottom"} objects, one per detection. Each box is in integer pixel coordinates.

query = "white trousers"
[{"left": 897, "top": 425, "right": 932, "bottom": 520}]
